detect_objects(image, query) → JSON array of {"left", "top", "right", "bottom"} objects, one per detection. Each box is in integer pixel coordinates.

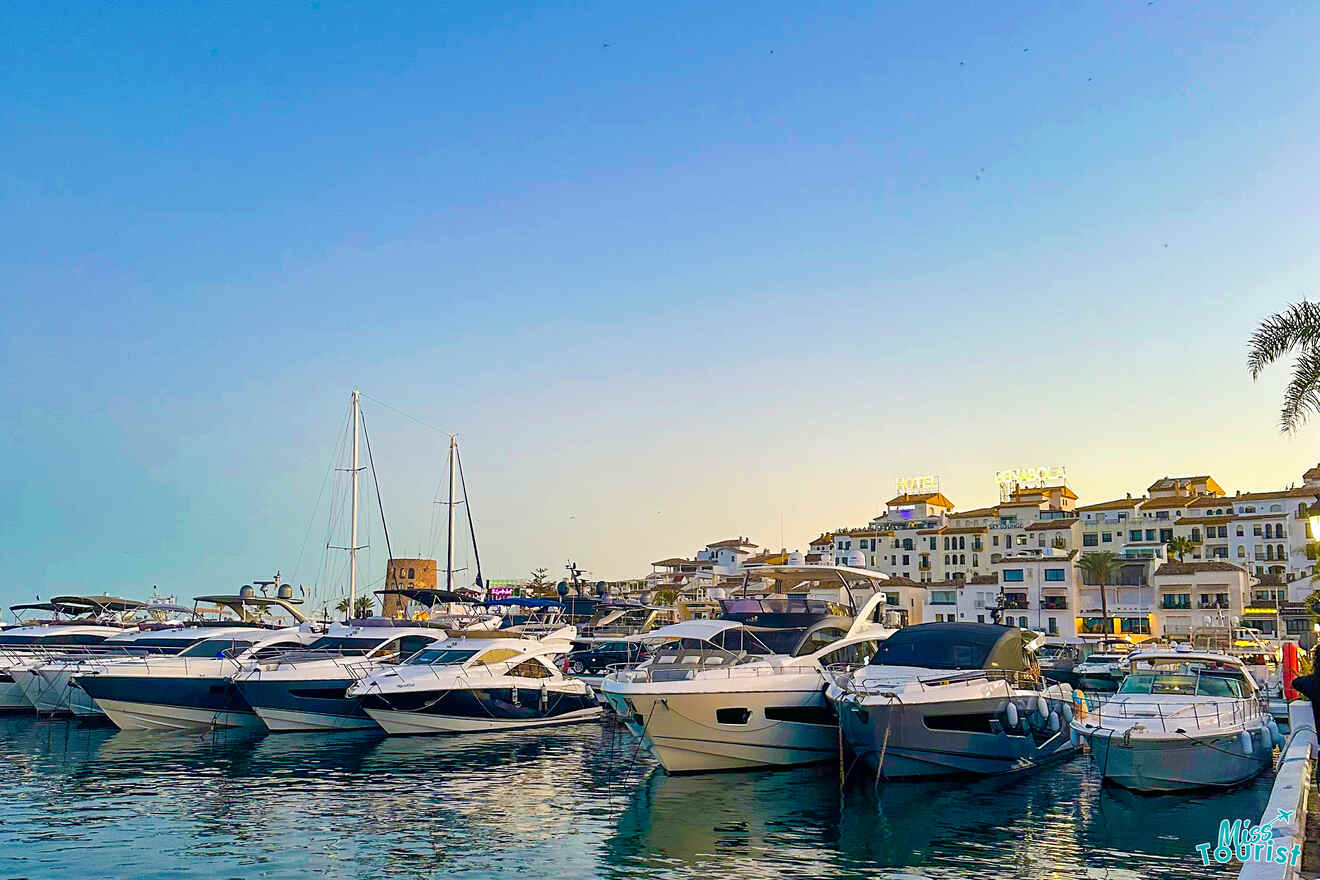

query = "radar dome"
[
  {"left": 787, "top": 551, "right": 805, "bottom": 566},
  {"left": 556, "top": 581, "right": 569, "bottom": 597},
  {"left": 276, "top": 584, "right": 294, "bottom": 599},
  {"left": 845, "top": 549, "right": 866, "bottom": 568},
  {"left": 239, "top": 585, "right": 256, "bottom": 598}
]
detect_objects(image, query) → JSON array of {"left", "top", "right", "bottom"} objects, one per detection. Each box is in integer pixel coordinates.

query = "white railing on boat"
[
  {"left": 1081, "top": 694, "right": 1267, "bottom": 732},
  {"left": 829, "top": 667, "right": 1053, "bottom": 697}
]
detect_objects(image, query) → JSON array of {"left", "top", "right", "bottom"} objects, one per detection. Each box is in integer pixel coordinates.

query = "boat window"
[
  {"left": 306, "top": 636, "right": 385, "bottom": 655},
  {"left": 249, "top": 641, "right": 305, "bottom": 660},
  {"left": 508, "top": 659, "right": 554, "bottom": 679},
  {"left": 795, "top": 627, "right": 848, "bottom": 657},
  {"left": 0, "top": 635, "right": 41, "bottom": 645},
  {"left": 408, "top": 648, "right": 478, "bottom": 666},
  {"left": 474, "top": 648, "right": 521, "bottom": 665},
  {"left": 819, "top": 640, "right": 881, "bottom": 669},
  {"left": 1197, "top": 673, "right": 1245, "bottom": 698},
  {"left": 715, "top": 707, "right": 751, "bottom": 724},
  {"left": 181, "top": 638, "right": 256, "bottom": 658}
]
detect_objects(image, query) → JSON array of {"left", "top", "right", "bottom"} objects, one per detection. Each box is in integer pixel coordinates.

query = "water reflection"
[{"left": 0, "top": 715, "right": 1272, "bottom": 880}]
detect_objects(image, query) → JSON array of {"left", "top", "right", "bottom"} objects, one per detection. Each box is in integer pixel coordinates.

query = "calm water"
[{"left": 0, "top": 714, "right": 1272, "bottom": 879}]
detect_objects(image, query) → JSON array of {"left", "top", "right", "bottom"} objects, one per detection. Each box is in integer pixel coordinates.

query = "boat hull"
[
  {"left": 73, "top": 674, "right": 260, "bottom": 731},
  {"left": 0, "top": 675, "right": 33, "bottom": 712},
  {"left": 601, "top": 687, "right": 839, "bottom": 774},
  {"left": 364, "top": 704, "right": 602, "bottom": 735},
  {"left": 358, "top": 685, "right": 601, "bottom": 736},
  {"left": 1079, "top": 725, "right": 1273, "bottom": 792},
  {"left": 234, "top": 677, "right": 379, "bottom": 733},
  {"left": 835, "top": 693, "right": 1078, "bottom": 779}
]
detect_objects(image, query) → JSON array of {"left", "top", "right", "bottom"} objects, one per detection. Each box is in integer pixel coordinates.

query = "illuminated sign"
[
  {"left": 895, "top": 475, "right": 940, "bottom": 494},
  {"left": 995, "top": 466, "right": 1068, "bottom": 489}
]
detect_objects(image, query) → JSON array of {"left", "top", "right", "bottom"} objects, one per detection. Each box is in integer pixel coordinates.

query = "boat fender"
[
  {"left": 1239, "top": 730, "right": 1252, "bottom": 754},
  {"left": 1047, "top": 710, "right": 1060, "bottom": 732},
  {"left": 1035, "top": 696, "right": 1048, "bottom": 719},
  {"left": 1069, "top": 727, "right": 1081, "bottom": 748},
  {"left": 1061, "top": 703, "right": 1073, "bottom": 725},
  {"left": 1004, "top": 701, "right": 1019, "bottom": 730},
  {"left": 1267, "top": 719, "right": 1284, "bottom": 748}
]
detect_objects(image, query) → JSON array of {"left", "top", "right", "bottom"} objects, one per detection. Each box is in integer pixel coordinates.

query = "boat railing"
[
  {"left": 0, "top": 644, "right": 175, "bottom": 665},
  {"left": 1081, "top": 693, "right": 1267, "bottom": 732},
  {"left": 829, "top": 666, "right": 1049, "bottom": 697},
  {"left": 602, "top": 659, "right": 817, "bottom": 684}
]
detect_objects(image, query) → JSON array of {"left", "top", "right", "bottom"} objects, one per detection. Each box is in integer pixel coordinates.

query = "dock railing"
[{"left": 1239, "top": 701, "right": 1315, "bottom": 880}]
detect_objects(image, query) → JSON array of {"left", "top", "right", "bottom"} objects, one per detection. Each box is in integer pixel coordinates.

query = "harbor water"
[{"left": 0, "top": 714, "right": 1274, "bottom": 879}]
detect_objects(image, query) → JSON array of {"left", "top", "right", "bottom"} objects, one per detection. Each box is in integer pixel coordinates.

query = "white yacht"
[
  {"left": 234, "top": 618, "right": 460, "bottom": 733},
  {"left": 70, "top": 591, "right": 319, "bottom": 730},
  {"left": 0, "top": 596, "right": 146, "bottom": 710},
  {"left": 827, "top": 622, "right": 1078, "bottom": 779},
  {"left": 346, "top": 633, "right": 602, "bottom": 735},
  {"left": 11, "top": 606, "right": 202, "bottom": 715},
  {"left": 1069, "top": 648, "right": 1279, "bottom": 792},
  {"left": 601, "top": 565, "right": 902, "bottom": 774}
]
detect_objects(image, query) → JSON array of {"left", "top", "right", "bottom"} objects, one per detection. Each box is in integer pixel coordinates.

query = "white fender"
[
  {"left": 1004, "top": 701, "right": 1019, "bottom": 730},
  {"left": 1036, "top": 696, "right": 1049, "bottom": 718},
  {"left": 1048, "top": 710, "right": 1060, "bottom": 732},
  {"left": 1069, "top": 726, "right": 1081, "bottom": 748},
  {"left": 1239, "top": 730, "right": 1253, "bottom": 753},
  {"left": 1062, "top": 703, "right": 1073, "bottom": 724}
]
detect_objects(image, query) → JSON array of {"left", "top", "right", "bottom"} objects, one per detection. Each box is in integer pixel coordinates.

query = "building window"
[
  {"left": 1144, "top": 529, "right": 1155, "bottom": 541},
  {"left": 1044, "top": 568, "right": 1065, "bottom": 582},
  {"left": 1003, "top": 569, "right": 1025, "bottom": 582},
  {"left": 1102, "top": 532, "right": 1112, "bottom": 543},
  {"left": 1047, "top": 617, "right": 1057, "bottom": 634},
  {"left": 1236, "top": 525, "right": 1245, "bottom": 537},
  {"left": 1018, "top": 616, "right": 1028, "bottom": 628},
  {"left": 408, "top": 568, "right": 415, "bottom": 579},
  {"left": 1083, "top": 534, "right": 1098, "bottom": 547},
  {"left": 1129, "top": 530, "right": 1142, "bottom": 542}
]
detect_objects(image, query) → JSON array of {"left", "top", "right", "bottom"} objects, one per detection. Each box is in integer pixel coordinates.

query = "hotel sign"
[
  {"left": 995, "top": 465, "right": 1068, "bottom": 489},
  {"left": 895, "top": 475, "right": 940, "bottom": 494}
]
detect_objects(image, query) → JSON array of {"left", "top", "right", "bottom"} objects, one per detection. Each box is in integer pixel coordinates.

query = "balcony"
[
  {"left": 1160, "top": 599, "right": 1191, "bottom": 610},
  {"left": 1197, "top": 600, "right": 1230, "bottom": 610},
  {"left": 1002, "top": 595, "right": 1028, "bottom": 610},
  {"left": 1041, "top": 597, "right": 1068, "bottom": 610}
]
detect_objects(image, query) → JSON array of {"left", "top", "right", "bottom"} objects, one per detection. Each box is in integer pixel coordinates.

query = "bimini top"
[
  {"left": 374, "top": 587, "right": 470, "bottom": 607},
  {"left": 630, "top": 619, "right": 745, "bottom": 643},
  {"left": 50, "top": 595, "right": 146, "bottom": 614},
  {"left": 865, "top": 622, "right": 1033, "bottom": 672}
]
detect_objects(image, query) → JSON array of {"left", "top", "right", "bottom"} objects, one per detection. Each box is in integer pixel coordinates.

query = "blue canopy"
[{"left": 482, "top": 597, "right": 565, "bottom": 609}]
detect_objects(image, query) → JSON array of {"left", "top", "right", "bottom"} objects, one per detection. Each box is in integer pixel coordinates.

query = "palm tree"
[
  {"left": 1078, "top": 551, "right": 1123, "bottom": 640},
  {"left": 1247, "top": 300, "right": 1320, "bottom": 432},
  {"left": 334, "top": 596, "right": 351, "bottom": 618},
  {"left": 1167, "top": 536, "right": 1195, "bottom": 562},
  {"left": 353, "top": 595, "right": 374, "bottom": 618}
]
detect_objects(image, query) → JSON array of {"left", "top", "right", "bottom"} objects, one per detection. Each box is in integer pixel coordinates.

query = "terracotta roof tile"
[
  {"left": 886, "top": 492, "right": 955, "bottom": 508},
  {"left": 1076, "top": 497, "right": 1144, "bottom": 512}
]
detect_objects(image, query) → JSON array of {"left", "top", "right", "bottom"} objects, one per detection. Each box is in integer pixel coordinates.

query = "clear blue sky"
[{"left": 3, "top": 2, "right": 1319, "bottom": 609}]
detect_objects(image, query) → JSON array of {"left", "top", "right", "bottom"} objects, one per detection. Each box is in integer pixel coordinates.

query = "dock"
[{"left": 1240, "top": 701, "right": 1317, "bottom": 880}]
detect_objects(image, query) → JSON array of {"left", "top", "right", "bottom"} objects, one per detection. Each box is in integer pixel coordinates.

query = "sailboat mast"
[
  {"left": 350, "top": 389, "right": 360, "bottom": 614},
  {"left": 446, "top": 434, "right": 456, "bottom": 591}
]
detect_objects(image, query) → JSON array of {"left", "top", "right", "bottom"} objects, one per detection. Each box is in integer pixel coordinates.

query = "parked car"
[{"left": 563, "top": 640, "right": 649, "bottom": 675}]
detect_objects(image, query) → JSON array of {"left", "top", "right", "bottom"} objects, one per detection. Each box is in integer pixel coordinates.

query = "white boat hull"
[
  {"left": 1078, "top": 724, "right": 1274, "bottom": 792},
  {"left": 253, "top": 705, "right": 381, "bottom": 733},
  {"left": 96, "top": 698, "right": 266, "bottom": 732},
  {"left": 602, "top": 687, "right": 838, "bottom": 774},
  {"left": 363, "top": 704, "right": 602, "bottom": 736}
]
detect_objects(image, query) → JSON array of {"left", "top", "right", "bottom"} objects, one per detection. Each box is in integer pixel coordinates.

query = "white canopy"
[{"left": 626, "top": 619, "right": 744, "bottom": 643}]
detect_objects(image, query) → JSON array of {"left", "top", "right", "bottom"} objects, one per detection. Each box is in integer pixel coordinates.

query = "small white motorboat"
[{"left": 1069, "top": 647, "right": 1280, "bottom": 792}]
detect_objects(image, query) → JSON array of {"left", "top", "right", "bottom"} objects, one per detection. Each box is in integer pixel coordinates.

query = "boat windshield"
[
  {"left": 1119, "top": 672, "right": 1246, "bottom": 698},
  {"left": 180, "top": 639, "right": 255, "bottom": 658},
  {"left": 305, "top": 636, "right": 385, "bottom": 655},
  {"left": 407, "top": 648, "right": 478, "bottom": 667},
  {"left": 0, "top": 633, "right": 111, "bottom": 647}
]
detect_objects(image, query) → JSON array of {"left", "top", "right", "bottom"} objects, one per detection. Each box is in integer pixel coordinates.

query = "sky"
[{"left": 2, "top": 2, "right": 1319, "bottom": 610}]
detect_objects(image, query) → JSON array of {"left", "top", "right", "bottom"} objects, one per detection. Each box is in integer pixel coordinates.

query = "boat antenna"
[
  {"left": 359, "top": 406, "right": 394, "bottom": 563},
  {"left": 455, "top": 441, "right": 483, "bottom": 589}
]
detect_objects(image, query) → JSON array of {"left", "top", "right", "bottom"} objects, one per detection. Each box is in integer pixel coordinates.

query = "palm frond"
[
  {"left": 1246, "top": 300, "right": 1320, "bottom": 379},
  {"left": 1279, "top": 344, "right": 1320, "bottom": 433}
]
